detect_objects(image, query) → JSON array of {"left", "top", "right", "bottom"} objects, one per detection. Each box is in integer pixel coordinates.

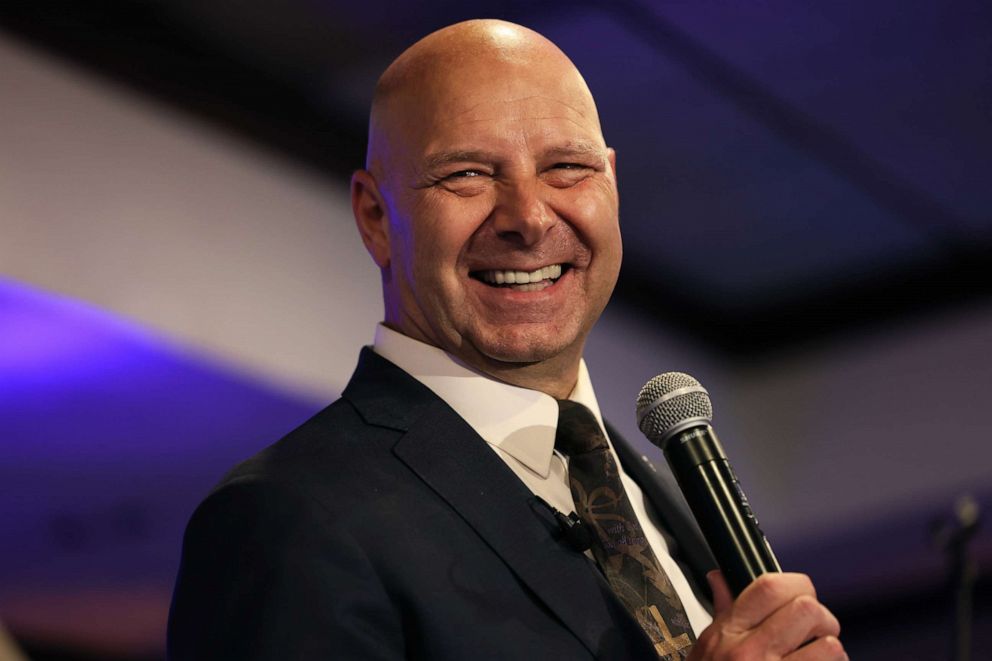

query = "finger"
[
  {"left": 785, "top": 634, "right": 847, "bottom": 661},
  {"left": 707, "top": 570, "right": 733, "bottom": 615},
  {"left": 729, "top": 573, "right": 817, "bottom": 630},
  {"left": 752, "top": 594, "right": 841, "bottom": 656}
]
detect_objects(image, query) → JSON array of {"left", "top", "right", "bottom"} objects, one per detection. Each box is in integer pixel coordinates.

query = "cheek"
[
  {"left": 555, "top": 183, "right": 620, "bottom": 249},
  {"left": 414, "top": 192, "right": 492, "bottom": 264},
  {"left": 401, "top": 202, "right": 470, "bottom": 306}
]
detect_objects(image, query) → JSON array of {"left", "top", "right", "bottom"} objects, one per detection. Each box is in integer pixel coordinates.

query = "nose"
[{"left": 490, "top": 179, "right": 555, "bottom": 246}]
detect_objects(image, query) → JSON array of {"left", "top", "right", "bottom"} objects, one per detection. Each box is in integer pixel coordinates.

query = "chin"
[{"left": 474, "top": 325, "right": 579, "bottom": 366}]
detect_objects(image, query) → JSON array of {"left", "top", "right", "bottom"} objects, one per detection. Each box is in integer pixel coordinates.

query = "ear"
[{"left": 351, "top": 169, "right": 391, "bottom": 268}]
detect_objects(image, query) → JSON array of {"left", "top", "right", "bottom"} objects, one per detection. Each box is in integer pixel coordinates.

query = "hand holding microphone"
[{"left": 637, "top": 373, "right": 847, "bottom": 660}]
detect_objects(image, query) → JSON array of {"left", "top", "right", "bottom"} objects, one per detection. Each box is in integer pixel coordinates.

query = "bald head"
[
  {"left": 351, "top": 19, "right": 620, "bottom": 395},
  {"left": 366, "top": 19, "right": 603, "bottom": 176}
]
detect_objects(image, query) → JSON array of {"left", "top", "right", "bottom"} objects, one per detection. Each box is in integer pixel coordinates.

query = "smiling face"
[{"left": 352, "top": 21, "right": 622, "bottom": 395}]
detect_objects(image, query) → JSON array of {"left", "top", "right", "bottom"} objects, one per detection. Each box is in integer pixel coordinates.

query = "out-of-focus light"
[{"left": 0, "top": 277, "right": 163, "bottom": 386}]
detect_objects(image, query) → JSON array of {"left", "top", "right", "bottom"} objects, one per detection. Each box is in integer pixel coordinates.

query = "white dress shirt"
[{"left": 373, "top": 324, "right": 712, "bottom": 636}]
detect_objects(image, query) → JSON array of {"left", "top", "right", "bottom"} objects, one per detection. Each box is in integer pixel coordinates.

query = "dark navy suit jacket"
[{"left": 168, "top": 348, "right": 716, "bottom": 660}]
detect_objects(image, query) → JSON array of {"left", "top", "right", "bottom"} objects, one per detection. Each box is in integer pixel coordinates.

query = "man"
[{"left": 168, "top": 19, "right": 845, "bottom": 660}]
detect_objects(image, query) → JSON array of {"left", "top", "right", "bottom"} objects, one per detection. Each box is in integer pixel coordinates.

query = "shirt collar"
[{"left": 372, "top": 324, "right": 606, "bottom": 478}]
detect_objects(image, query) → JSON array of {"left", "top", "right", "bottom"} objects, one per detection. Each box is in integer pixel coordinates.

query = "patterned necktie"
[{"left": 555, "top": 400, "right": 695, "bottom": 660}]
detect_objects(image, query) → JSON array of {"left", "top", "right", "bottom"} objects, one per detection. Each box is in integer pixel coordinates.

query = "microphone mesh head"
[{"left": 636, "top": 372, "right": 713, "bottom": 445}]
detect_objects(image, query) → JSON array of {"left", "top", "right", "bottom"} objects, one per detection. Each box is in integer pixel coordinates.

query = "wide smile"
[{"left": 469, "top": 264, "right": 569, "bottom": 292}]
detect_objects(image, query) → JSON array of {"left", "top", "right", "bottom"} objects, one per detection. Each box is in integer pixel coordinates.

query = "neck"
[{"left": 380, "top": 320, "right": 582, "bottom": 398}]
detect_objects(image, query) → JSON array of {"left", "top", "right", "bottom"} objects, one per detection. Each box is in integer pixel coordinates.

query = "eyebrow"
[
  {"left": 422, "top": 150, "right": 500, "bottom": 171},
  {"left": 422, "top": 141, "right": 606, "bottom": 171},
  {"left": 541, "top": 141, "right": 606, "bottom": 161}
]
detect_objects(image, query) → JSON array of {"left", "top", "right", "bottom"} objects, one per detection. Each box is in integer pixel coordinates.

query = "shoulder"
[
  {"left": 209, "top": 394, "right": 408, "bottom": 522},
  {"left": 225, "top": 396, "right": 387, "bottom": 476},
  {"left": 168, "top": 398, "right": 408, "bottom": 659},
  {"left": 209, "top": 347, "right": 450, "bottom": 510}
]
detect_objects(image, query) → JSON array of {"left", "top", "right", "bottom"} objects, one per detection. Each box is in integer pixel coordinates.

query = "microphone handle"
[{"left": 664, "top": 424, "right": 781, "bottom": 597}]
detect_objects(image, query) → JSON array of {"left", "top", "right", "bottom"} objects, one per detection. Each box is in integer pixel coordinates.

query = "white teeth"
[{"left": 478, "top": 264, "right": 563, "bottom": 285}]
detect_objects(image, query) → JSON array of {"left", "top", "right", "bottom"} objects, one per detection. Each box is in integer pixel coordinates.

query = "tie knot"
[{"left": 555, "top": 399, "right": 609, "bottom": 456}]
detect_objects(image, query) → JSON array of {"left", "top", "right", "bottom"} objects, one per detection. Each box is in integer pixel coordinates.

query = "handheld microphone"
[{"left": 636, "top": 372, "right": 781, "bottom": 596}]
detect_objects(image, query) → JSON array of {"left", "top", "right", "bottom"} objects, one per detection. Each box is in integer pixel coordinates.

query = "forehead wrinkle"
[
  {"left": 424, "top": 138, "right": 603, "bottom": 167},
  {"left": 448, "top": 114, "right": 606, "bottom": 142}
]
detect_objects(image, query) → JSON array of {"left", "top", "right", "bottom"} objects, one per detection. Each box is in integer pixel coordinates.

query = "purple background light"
[{"left": 0, "top": 277, "right": 326, "bottom": 655}]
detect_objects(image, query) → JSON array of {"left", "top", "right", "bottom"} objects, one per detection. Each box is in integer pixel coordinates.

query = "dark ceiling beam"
[{"left": 615, "top": 244, "right": 992, "bottom": 358}]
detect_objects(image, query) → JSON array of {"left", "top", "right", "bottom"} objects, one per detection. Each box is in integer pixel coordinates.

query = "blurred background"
[{"left": 1, "top": 1, "right": 990, "bottom": 659}]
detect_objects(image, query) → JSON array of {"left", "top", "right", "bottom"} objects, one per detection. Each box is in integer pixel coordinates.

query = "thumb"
[{"left": 707, "top": 570, "right": 734, "bottom": 614}]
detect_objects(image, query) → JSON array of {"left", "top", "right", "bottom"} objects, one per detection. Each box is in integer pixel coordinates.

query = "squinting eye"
[
  {"left": 543, "top": 162, "right": 595, "bottom": 188},
  {"left": 554, "top": 163, "right": 588, "bottom": 170},
  {"left": 447, "top": 170, "right": 482, "bottom": 179},
  {"left": 435, "top": 169, "right": 491, "bottom": 195}
]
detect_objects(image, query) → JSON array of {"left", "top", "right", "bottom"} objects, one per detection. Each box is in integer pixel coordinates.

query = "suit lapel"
[{"left": 344, "top": 349, "right": 654, "bottom": 657}]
